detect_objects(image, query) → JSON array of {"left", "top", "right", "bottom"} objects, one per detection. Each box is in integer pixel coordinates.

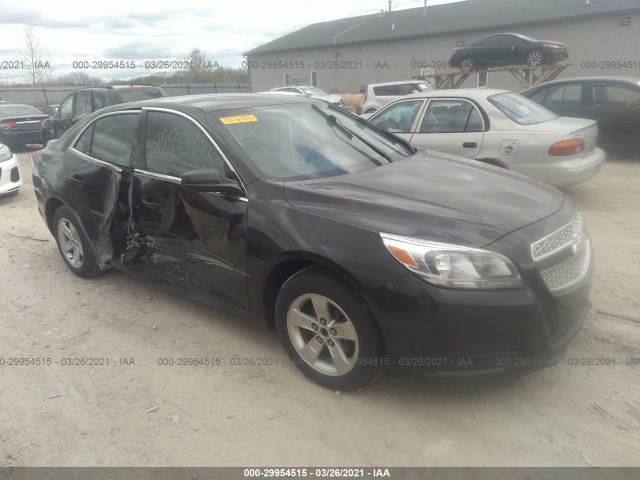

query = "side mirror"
[
  {"left": 181, "top": 168, "right": 244, "bottom": 196},
  {"left": 511, "top": 44, "right": 518, "bottom": 52}
]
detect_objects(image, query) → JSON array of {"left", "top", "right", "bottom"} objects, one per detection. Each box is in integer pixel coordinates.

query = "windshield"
[
  {"left": 299, "top": 87, "right": 329, "bottom": 97},
  {"left": 214, "top": 102, "right": 414, "bottom": 181},
  {"left": 488, "top": 92, "right": 558, "bottom": 125},
  {"left": 0, "top": 105, "right": 46, "bottom": 117}
]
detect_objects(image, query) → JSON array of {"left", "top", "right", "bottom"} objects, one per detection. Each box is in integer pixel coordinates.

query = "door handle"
[
  {"left": 463, "top": 142, "right": 477, "bottom": 148},
  {"left": 141, "top": 199, "right": 166, "bottom": 209}
]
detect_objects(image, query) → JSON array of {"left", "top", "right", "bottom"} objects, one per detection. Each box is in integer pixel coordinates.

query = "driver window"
[
  {"left": 145, "top": 111, "right": 226, "bottom": 177},
  {"left": 369, "top": 100, "right": 423, "bottom": 133}
]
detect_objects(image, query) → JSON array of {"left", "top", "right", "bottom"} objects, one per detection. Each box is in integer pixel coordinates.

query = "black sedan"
[
  {"left": 449, "top": 33, "right": 569, "bottom": 72},
  {"left": 32, "top": 94, "right": 592, "bottom": 390},
  {"left": 0, "top": 104, "right": 49, "bottom": 148},
  {"left": 521, "top": 76, "right": 640, "bottom": 149}
]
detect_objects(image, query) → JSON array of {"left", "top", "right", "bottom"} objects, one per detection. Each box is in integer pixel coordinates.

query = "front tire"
[
  {"left": 276, "top": 269, "right": 384, "bottom": 390},
  {"left": 527, "top": 50, "right": 544, "bottom": 67},
  {"left": 459, "top": 57, "right": 476, "bottom": 72},
  {"left": 53, "top": 206, "right": 100, "bottom": 278}
]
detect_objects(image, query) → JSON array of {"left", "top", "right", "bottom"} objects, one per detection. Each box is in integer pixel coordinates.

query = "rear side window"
[
  {"left": 74, "top": 124, "right": 94, "bottom": 156},
  {"left": 144, "top": 111, "right": 225, "bottom": 177},
  {"left": 90, "top": 113, "right": 139, "bottom": 167},
  {"left": 547, "top": 84, "right": 581, "bottom": 105},
  {"left": 373, "top": 85, "right": 399, "bottom": 96}
]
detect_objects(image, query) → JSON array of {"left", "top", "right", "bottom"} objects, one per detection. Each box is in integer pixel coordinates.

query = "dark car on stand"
[
  {"left": 0, "top": 104, "right": 49, "bottom": 148},
  {"left": 40, "top": 85, "right": 167, "bottom": 146},
  {"left": 449, "top": 33, "right": 569, "bottom": 72},
  {"left": 521, "top": 76, "right": 640, "bottom": 150},
  {"left": 32, "top": 94, "right": 593, "bottom": 390}
]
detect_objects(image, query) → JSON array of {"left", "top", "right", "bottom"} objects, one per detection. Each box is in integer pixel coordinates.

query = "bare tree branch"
[{"left": 20, "top": 26, "right": 51, "bottom": 86}]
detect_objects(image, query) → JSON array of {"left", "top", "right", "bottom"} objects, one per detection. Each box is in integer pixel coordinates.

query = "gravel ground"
[{"left": 1, "top": 147, "right": 639, "bottom": 467}]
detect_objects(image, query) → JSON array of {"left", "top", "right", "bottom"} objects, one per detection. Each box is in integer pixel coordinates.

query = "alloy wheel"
[
  {"left": 286, "top": 293, "right": 360, "bottom": 376},
  {"left": 56, "top": 218, "right": 84, "bottom": 268},
  {"left": 527, "top": 51, "right": 543, "bottom": 66},
  {"left": 460, "top": 57, "right": 475, "bottom": 72}
]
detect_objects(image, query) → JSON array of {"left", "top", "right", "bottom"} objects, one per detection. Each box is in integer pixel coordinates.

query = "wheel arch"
[
  {"left": 261, "top": 253, "right": 377, "bottom": 332},
  {"left": 45, "top": 197, "right": 65, "bottom": 233},
  {"left": 45, "top": 197, "right": 104, "bottom": 264}
]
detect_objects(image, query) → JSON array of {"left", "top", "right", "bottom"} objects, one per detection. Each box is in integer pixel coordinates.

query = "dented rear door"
[{"left": 62, "top": 111, "right": 141, "bottom": 267}]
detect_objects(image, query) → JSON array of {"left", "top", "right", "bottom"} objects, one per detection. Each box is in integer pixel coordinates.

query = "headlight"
[
  {"left": 380, "top": 233, "right": 524, "bottom": 289},
  {"left": 0, "top": 144, "right": 13, "bottom": 162}
]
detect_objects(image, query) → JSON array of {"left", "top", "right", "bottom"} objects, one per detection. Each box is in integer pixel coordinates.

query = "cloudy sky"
[{"left": 0, "top": 0, "right": 463, "bottom": 83}]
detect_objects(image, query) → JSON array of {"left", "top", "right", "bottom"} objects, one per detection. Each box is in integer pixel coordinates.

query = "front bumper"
[
  {"left": 0, "top": 155, "right": 23, "bottom": 195},
  {"left": 364, "top": 238, "right": 592, "bottom": 375},
  {"left": 543, "top": 50, "right": 569, "bottom": 64}
]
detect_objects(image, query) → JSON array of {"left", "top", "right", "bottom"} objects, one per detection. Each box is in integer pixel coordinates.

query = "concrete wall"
[{"left": 247, "top": 12, "right": 640, "bottom": 93}]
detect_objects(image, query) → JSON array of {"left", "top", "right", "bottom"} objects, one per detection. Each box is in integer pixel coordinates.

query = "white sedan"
[
  {"left": 363, "top": 88, "right": 605, "bottom": 187},
  {"left": 0, "top": 143, "right": 22, "bottom": 196}
]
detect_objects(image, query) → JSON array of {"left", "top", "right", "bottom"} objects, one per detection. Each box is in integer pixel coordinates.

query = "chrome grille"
[
  {"left": 531, "top": 213, "right": 583, "bottom": 261},
  {"left": 531, "top": 213, "right": 591, "bottom": 293},
  {"left": 540, "top": 237, "right": 591, "bottom": 292}
]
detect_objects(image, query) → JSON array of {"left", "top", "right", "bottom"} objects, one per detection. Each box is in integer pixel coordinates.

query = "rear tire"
[
  {"left": 53, "top": 206, "right": 100, "bottom": 278},
  {"left": 276, "top": 268, "right": 384, "bottom": 390}
]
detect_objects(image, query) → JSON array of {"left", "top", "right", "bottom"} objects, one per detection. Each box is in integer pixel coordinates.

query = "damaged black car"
[{"left": 32, "top": 94, "right": 593, "bottom": 390}]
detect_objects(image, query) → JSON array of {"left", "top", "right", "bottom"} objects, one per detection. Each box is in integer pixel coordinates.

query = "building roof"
[{"left": 245, "top": 0, "right": 640, "bottom": 56}]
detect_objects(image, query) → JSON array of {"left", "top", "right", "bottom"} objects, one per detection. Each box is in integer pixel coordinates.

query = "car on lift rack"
[
  {"left": 32, "top": 94, "right": 593, "bottom": 390},
  {"left": 449, "top": 33, "right": 569, "bottom": 73}
]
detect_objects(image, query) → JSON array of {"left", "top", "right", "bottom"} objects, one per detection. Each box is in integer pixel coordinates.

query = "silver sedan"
[{"left": 363, "top": 88, "right": 605, "bottom": 187}]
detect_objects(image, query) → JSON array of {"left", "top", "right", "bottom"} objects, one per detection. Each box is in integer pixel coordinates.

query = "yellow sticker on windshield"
[{"left": 219, "top": 114, "right": 258, "bottom": 124}]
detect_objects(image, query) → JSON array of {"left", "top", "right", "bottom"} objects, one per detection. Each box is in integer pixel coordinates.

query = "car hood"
[{"left": 284, "top": 150, "right": 564, "bottom": 247}]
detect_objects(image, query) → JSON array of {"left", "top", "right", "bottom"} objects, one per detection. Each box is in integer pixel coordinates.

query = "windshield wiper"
[
  {"left": 324, "top": 103, "right": 417, "bottom": 156},
  {"left": 311, "top": 104, "right": 391, "bottom": 164}
]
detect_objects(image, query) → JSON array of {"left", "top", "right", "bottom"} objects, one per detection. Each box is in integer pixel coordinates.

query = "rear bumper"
[
  {"left": 0, "top": 129, "right": 43, "bottom": 146},
  {"left": 546, "top": 147, "right": 606, "bottom": 187}
]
